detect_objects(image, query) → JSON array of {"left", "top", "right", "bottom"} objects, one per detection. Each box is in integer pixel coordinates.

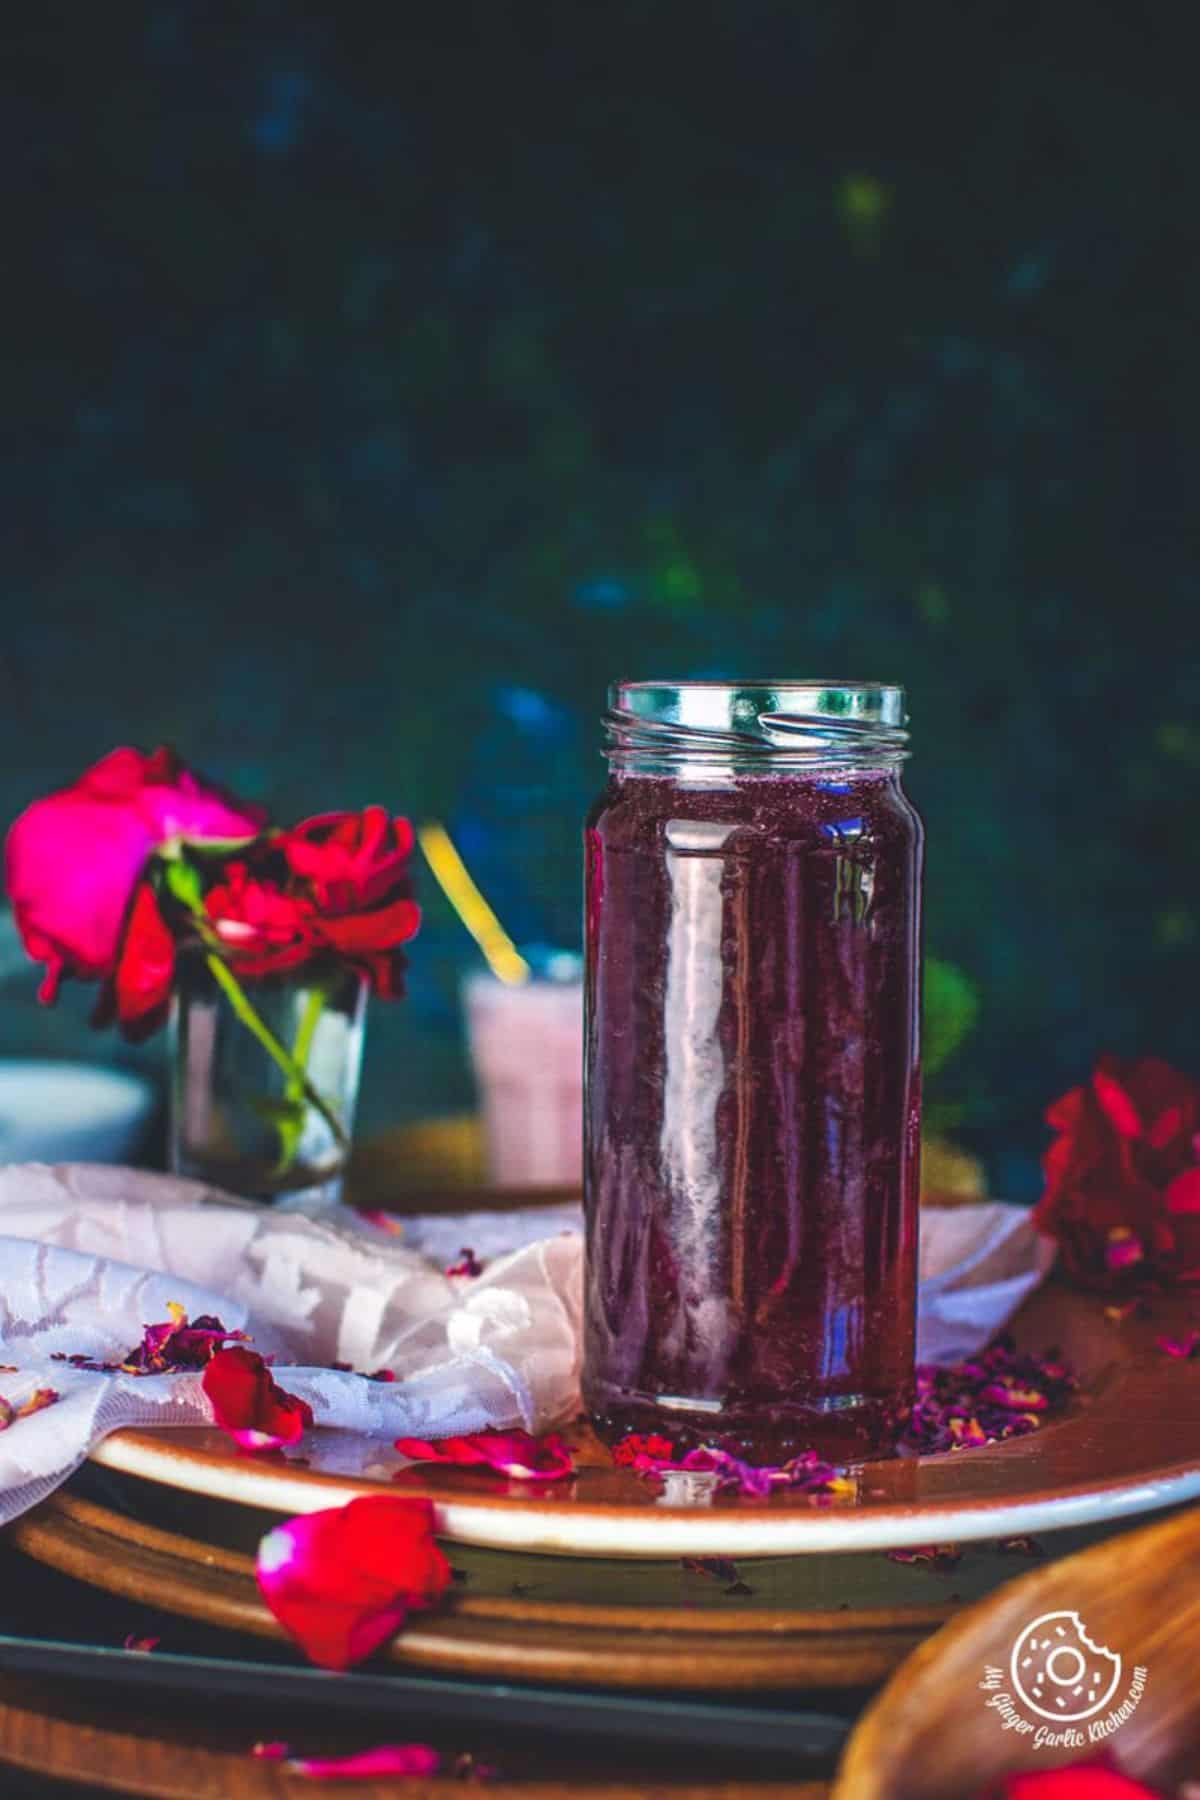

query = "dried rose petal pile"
[
  {"left": 52, "top": 1305, "right": 313, "bottom": 1456},
  {"left": 52, "top": 1300, "right": 248, "bottom": 1375},
  {"left": 903, "top": 1335, "right": 1076, "bottom": 1455},
  {"left": 612, "top": 1433, "right": 854, "bottom": 1501}
]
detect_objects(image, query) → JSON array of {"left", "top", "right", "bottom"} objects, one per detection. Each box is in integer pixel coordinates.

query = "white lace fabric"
[{"left": 0, "top": 1163, "right": 1051, "bottom": 1527}]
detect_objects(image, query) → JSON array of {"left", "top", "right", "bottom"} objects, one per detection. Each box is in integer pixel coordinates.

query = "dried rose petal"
[
  {"left": 681, "top": 1556, "right": 740, "bottom": 1583},
  {"left": 887, "top": 1543, "right": 962, "bottom": 1570},
  {"left": 1156, "top": 1330, "right": 1200, "bottom": 1359},
  {"left": 121, "top": 1302, "right": 249, "bottom": 1375},
  {"left": 612, "top": 1432, "right": 677, "bottom": 1467},
  {"left": 1104, "top": 1226, "right": 1146, "bottom": 1272},
  {"left": 0, "top": 1387, "right": 60, "bottom": 1431},
  {"left": 445, "top": 1247, "right": 485, "bottom": 1278},
  {"left": 1104, "top": 1297, "right": 1148, "bottom": 1322},
  {"left": 359, "top": 1209, "right": 405, "bottom": 1237},
  {"left": 256, "top": 1495, "right": 451, "bottom": 1670},
  {"left": 123, "top": 1633, "right": 160, "bottom": 1653},
  {"left": 203, "top": 1346, "right": 313, "bottom": 1452},
  {"left": 395, "top": 1429, "right": 574, "bottom": 1482},
  {"left": 904, "top": 1338, "right": 1076, "bottom": 1456}
]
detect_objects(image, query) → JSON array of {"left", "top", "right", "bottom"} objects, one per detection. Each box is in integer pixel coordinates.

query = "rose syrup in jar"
[{"left": 582, "top": 681, "right": 923, "bottom": 1461}]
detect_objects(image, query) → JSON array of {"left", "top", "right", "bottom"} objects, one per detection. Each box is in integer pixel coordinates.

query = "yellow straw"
[{"left": 417, "top": 822, "right": 531, "bottom": 986}]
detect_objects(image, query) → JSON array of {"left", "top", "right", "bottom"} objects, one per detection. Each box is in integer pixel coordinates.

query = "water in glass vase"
[{"left": 169, "top": 953, "right": 366, "bottom": 1207}]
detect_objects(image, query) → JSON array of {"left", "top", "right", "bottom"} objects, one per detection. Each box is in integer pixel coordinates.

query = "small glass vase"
[{"left": 169, "top": 952, "right": 366, "bottom": 1208}]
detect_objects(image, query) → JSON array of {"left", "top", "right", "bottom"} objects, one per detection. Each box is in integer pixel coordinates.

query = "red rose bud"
[
  {"left": 202, "top": 1346, "right": 313, "bottom": 1453},
  {"left": 4, "top": 747, "right": 263, "bottom": 1009},
  {"left": 256, "top": 1495, "right": 451, "bottom": 1669}
]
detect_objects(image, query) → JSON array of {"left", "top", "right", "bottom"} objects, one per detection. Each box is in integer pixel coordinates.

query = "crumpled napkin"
[{"left": 0, "top": 1163, "right": 1053, "bottom": 1527}]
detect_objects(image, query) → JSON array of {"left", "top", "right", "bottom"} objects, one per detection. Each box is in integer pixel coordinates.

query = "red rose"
[
  {"left": 204, "top": 864, "right": 321, "bottom": 978},
  {"left": 1033, "top": 1055, "right": 1200, "bottom": 1288},
  {"left": 97, "top": 882, "right": 178, "bottom": 1040},
  {"left": 4, "top": 747, "right": 264, "bottom": 1003},
  {"left": 281, "top": 807, "right": 415, "bottom": 911},
  {"left": 272, "top": 808, "right": 420, "bottom": 996}
]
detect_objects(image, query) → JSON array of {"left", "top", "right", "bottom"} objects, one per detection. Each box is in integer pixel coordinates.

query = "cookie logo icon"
[{"left": 1010, "top": 1611, "right": 1122, "bottom": 1722}]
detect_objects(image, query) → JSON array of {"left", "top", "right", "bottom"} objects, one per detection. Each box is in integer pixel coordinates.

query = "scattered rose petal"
[
  {"left": 445, "top": 1247, "right": 485, "bottom": 1278},
  {"left": 1104, "top": 1297, "right": 1148, "bottom": 1322},
  {"left": 0, "top": 1387, "right": 60, "bottom": 1431},
  {"left": 396, "top": 1429, "right": 574, "bottom": 1482},
  {"left": 996, "top": 1535, "right": 1043, "bottom": 1555},
  {"left": 886, "top": 1543, "right": 962, "bottom": 1570},
  {"left": 263, "top": 1743, "right": 443, "bottom": 1779},
  {"left": 252, "top": 1741, "right": 495, "bottom": 1782},
  {"left": 359, "top": 1209, "right": 405, "bottom": 1237},
  {"left": 123, "top": 1634, "right": 160, "bottom": 1653},
  {"left": 1156, "top": 1330, "right": 1200, "bottom": 1359},
  {"left": 976, "top": 1756, "right": 1167, "bottom": 1797},
  {"left": 681, "top": 1556, "right": 740, "bottom": 1583},
  {"left": 257, "top": 1495, "right": 451, "bottom": 1670},
  {"left": 612, "top": 1432, "right": 677, "bottom": 1467},
  {"left": 1105, "top": 1227, "right": 1145, "bottom": 1273},
  {"left": 203, "top": 1346, "right": 313, "bottom": 1453}
]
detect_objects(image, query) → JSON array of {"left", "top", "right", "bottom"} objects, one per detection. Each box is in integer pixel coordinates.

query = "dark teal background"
[{"left": 3, "top": 3, "right": 1198, "bottom": 1194}]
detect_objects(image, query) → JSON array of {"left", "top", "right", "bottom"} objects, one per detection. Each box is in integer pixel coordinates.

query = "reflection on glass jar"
[{"left": 583, "top": 681, "right": 923, "bottom": 1461}]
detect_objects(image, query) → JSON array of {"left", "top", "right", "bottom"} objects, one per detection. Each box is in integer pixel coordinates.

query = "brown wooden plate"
[
  {"left": 6, "top": 1471, "right": 1144, "bottom": 1693},
  {"left": 87, "top": 1279, "right": 1200, "bottom": 1558}
]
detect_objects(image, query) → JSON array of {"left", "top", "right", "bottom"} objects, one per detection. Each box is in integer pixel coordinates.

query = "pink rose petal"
[
  {"left": 395, "top": 1429, "right": 574, "bottom": 1482},
  {"left": 252, "top": 1742, "right": 442, "bottom": 1779}
]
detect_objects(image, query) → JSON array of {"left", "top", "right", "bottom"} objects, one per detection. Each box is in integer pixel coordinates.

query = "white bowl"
[{"left": 0, "top": 1060, "right": 157, "bottom": 1165}]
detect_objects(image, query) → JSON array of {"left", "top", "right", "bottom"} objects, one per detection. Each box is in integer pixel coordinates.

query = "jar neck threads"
[{"left": 604, "top": 681, "right": 909, "bottom": 774}]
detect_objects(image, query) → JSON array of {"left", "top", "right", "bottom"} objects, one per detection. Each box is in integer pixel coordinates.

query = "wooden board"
[{"left": 833, "top": 1501, "right": 1200, "bottom": 1797}]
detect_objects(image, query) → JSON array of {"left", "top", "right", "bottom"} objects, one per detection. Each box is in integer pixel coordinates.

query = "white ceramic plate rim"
[{"left": 89, "top": 1431, "right": 1200, "bottom": 1559}]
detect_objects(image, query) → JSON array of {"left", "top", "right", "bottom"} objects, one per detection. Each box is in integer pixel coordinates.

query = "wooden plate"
[
  {"left": 9, "top": 1473, "right": 978, "bottom": 1691},
  {"left": 833, "top": 1501, "right": 1200, "bottom": 1797},
  {"left": 89, "top": 1280, "right": 1200, "bottom": 1558}
]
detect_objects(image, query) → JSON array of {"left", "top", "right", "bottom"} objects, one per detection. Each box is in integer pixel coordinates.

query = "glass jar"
[
  {"left": 169, "top": 952, "right": 366, "bottom": 1208},
  {"left": 582, "top": 680, "right": 923, "bottom": 1460}
]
